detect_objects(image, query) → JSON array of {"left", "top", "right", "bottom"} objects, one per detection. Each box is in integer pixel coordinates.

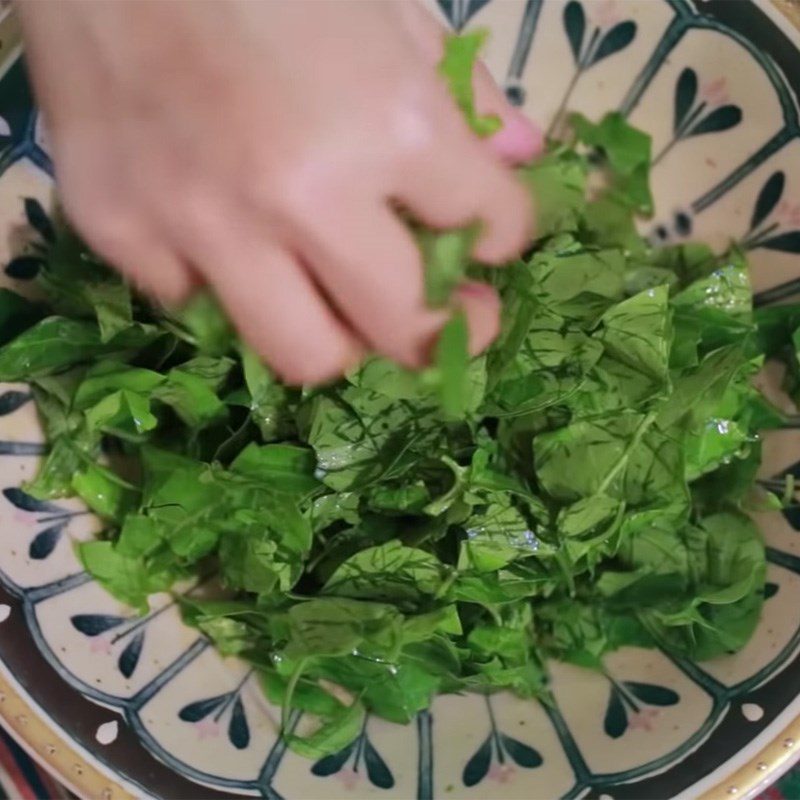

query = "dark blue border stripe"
[
  {"left": 505, "top": 0, "right": 543, "bottom": 83},
  {"left": 258, "top": 709, "right": 300, "bottom": 792},
  {"left": 561, "top": 783, "right": 587, "bottom": 800},
  {"left": 692, "top": 128, "right": 794, "bottom": 214},
  {"left": 262, "top": 785, "right": 285, "bottom": 800},
  {"left": 541, "top": 700, "right": 592, "bottom": 785},
  {"left": 0, "top": 442, "right": 45, "bottom": 456},
  {"left": 25, "top": 572, "right": 91, "bottom": 605},
  {"left": 754, "top": 277, "right": 800, "bottom": 307},
  {"left": 125, "top": 707, "right": 259, "bottom": 793},
  {"left": 129, "top": 638, "right": 207, "bottom": 711},
  {"left": 619, "top": 14, "right": 690, "bottom": 116},
  {"left": 667, "top": 0, "right": 698, "bottom": 18},
  {"left": 416, "top": 709, "right": 433, "bottom": 800},
  {"left": 767, "top": 546, "right": 800, "bottom": 574},
  {"left": 731, "top": 617, "right": 800, "bottom": 695},
  {"left": 667, "top": 652, "right": 728, "bottom": 698},
  {"left": 23, "top": 598, "right": 141, "bottom": 707},
  {"left": 589, "top": 701, "right": 729, "bottom": 786}
]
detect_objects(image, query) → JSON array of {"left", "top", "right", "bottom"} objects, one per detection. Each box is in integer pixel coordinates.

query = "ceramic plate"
[{"left": 0, "top": 1, "right": 799, "bottom": 798}]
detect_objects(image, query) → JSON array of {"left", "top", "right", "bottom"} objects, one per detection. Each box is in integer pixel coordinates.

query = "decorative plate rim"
[
  {"left": 0, "top": 2, "right": 798, "bottom": 799},
  {"left": 0, "top": 649, "right": 136, "bottom": 800},
  {"left": 695, "top": 6, "right": 800, "bottom": 795}
]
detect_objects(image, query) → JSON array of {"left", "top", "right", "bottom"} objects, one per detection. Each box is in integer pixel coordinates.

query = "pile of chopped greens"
[{"left": 0, "top": 33, "right": 795, "bottom": 757}]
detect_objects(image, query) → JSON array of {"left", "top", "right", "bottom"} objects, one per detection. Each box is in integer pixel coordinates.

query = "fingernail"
[
  {"left": 490, "top": 111, "right": 544, "bottom": 164},
  {"left": 457, "top": 281, "right": 496, "bottom": 301}
]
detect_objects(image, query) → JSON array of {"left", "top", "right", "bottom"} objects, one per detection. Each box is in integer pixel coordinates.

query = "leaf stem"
[
  {"left": 547, "top": 65, "right": 583, "bottom": 140},
  {"left": 110, "top": 598, "right": 175, "bottom": 643},
  {"left": 676, "top": 101, "right": 707, "bottom": 142},
  {"left": 213, "top": 668, "right": 254, "bottom": 722},
  {"left": 653, "top": 101, "right": 708, "bottom": 168},
  {"left": 281, "top": 658, "right": 308, "bottom": 734},
  {"left": 742, "top": 221, "right": 780, "bottom": 250},
  {"left": 596, "top": 412, "right": 656, "bottom": 496},
  {"left": 352, "top": 715, "right": 368, "bottom": 773}
]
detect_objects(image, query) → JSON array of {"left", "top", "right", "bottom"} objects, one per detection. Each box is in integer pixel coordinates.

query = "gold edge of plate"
[
  {"left": 773, "top": 0, "right": 800, "bottom": 29},
  {"left": 698, "top": 715, "right": 800, "bottom": 800},
  {"left": 0, "top": 669, "right": 136, "bottom": 800}
]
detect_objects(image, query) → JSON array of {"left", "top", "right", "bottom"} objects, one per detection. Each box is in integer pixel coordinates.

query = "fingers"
[
  {"left": 94, "top": 232, "right": 196, "bottom": 306},
  {"left": 185, "top": 220, "right": 363, "bottom": 385},
  {"left": 81, "top": 219, "right": 194, "bottom": 306},
  {"left": 60, "top": 195, "right": 196, "bottom": 306},
  {"left": 456, "top": 281, "right": 501, "bottom": 356},
  {"left": 297, "top": 200, "right": 449, "bottom": 368},
  {"left": 391, "top": 134, "right": 533, "bottom": 264},
  {"left": 122, "top": 247, "right": 197, "bottom": 307},
  {"left": 398, "top": 0, "right": 542, "bottom": 165},
  {"left": 391, "top": 4, "right": 535, "bottom": 262},
  {"left": 471, "top": 60, "right": 543, "bottom": 164}
]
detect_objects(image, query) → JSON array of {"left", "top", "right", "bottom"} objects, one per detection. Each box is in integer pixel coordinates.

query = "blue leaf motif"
[
  {"left": 178, "top": 694, "right": 229, "bottom": 723},
  {"left": 563, "top": 1, "right": 586, "bottom": 65},
  {"left": 311, "top": 741, "right": 356, "bottom": 777},
  {"left": 0, "top": 62, "right": 36, "bottom": 149},
  {"left": 28, "top": 523, "right": 65, "bottom": 560},
  {"left": 436, "top": 0, "right": 491, "bottom": 31},
  {"left": 758, "top": 232, "right": 800, "bottom": 254},
  {"left": 118, "top": 630, "right": 144, "bottom": 679},
  {"left": 228, "top": 695, "right": 250, "bottom": 750},
  {"left": 604, "top": 686, "right": 628, "bottom": 738},
  {"left": 71, "top": 613, "right": 127, "bottom": 636},
  {"left": 364, "top": 735, "right": 395, "bottom": 789},
  {"left": 764, "top": 581, "right": 779, "bottom": 599},
  {"left": 499, "top": 733, "right": 543, "bottom": 768},
  {"left": 3, "top": 487, "right": 62, "bottom": 513},
  {"left": 0, "top": 391, "right": 32, "bottom": 416},
  {"left": 675, "top": 212, "right": 692, "bottom": 236},
  {"left": 785, "top": 505, "right": 800, "bottom": 531},
  {"left": 751, "top": 171, "right": 785, "bottom": 232},
  {"left": 674, "top": 68, "right": 697, "bottom": 135},
  {"left": 589, "top": 21, "right": 636, "bottom": 67},
  {"left": 23, "top": 198, "right": 55, "bottom": 244},
  {"left": 463, "top": 734, "right": 492, "bottom": 787},
  {"left": 5, "top": 256, "right": 41, "bottom": 280},
  {"left": 688, "top": 105, "right": 742, "bottom": 137},
  {"left": 624, "top": 681, "right": 679, "bottom": 706}
]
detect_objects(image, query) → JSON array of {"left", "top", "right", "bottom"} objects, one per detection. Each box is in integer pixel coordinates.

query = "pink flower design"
[
  {"left": 488, "top": 764, "right": 517, "bottom": 783},
  {"left": 628, "top": 708, "right": 659, "bottom": 732},
  {"left": 336, "top": 768, "right": 360, "bottom": 790},
  {"left": 195, "top": 719, "right": 221, "bottom": 740},
  {"left": 12, "top": 510, "right": 33, "bottom": 526},
  {"left": 700, "top": 78, "right": 729, "bottom": 108},
  {"left": 89, "top": 635, "right": 114, "bottom": 656},
  {"left": 776, "top": 201, "right": 800, "bottom": 227},
  {"left": 591, "top": 0, "right": 620, "bottom": 28}
]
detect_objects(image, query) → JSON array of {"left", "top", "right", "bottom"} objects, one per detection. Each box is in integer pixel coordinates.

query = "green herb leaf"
[{"left": 439, "top": 30, "right": 501, "bottom": 137}]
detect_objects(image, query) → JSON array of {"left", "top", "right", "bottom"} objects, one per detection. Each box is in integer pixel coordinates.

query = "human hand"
[{"left": 19, "top": 0, "right": 541, "bottom": 384}]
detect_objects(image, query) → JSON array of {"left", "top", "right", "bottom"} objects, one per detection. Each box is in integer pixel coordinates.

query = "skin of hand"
[{"left": 18, "top": 0, "right": 542, "bottom": 384}]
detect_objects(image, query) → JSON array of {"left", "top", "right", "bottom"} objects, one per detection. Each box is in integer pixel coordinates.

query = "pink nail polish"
[
  {"left": 458, "top": 281, "right": 495, "bottom": 301},
  {"left": 490, "top": 112, "right": 544, "bottom": 164}
]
